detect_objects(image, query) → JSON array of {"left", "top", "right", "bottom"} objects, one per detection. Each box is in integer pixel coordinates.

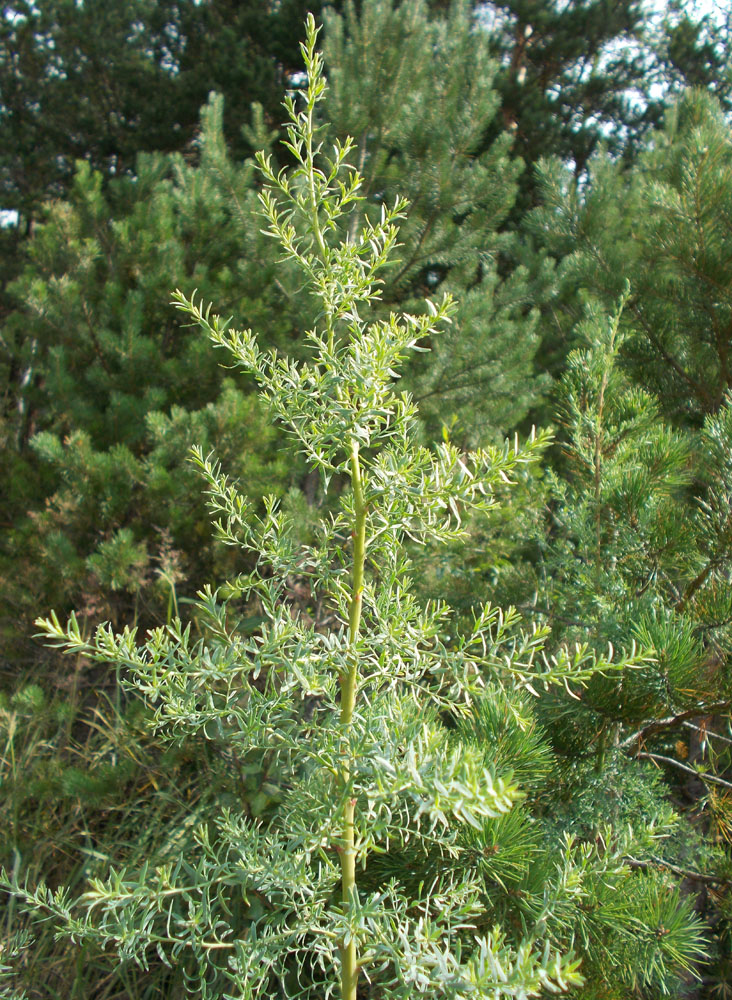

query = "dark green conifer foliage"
[
  {"left": 517, "top": 298, "right": 732, "bottom": 992},
  {"left": 0, "top": 0, "right": 346, "bottom": 220},
  {"left": 321, "top": 0, "right": 552, "bottom": 438},
  {"left": 0, "top": 98, "right": 296, "bottom": 654},
  {"left": 650, "top": 1, "right": 732, "bottom": 113},
  {"left": 468, "top": 0, "right": 732, "bottom": 223},
  {"left": 474, "top": 0, "right": 649, "bottom": 210},
  {"left": 531, "top": 88, "right": 732, "bottom": 424}
]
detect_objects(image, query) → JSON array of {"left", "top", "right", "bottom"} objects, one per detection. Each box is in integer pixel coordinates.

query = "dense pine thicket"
[{"left": 1, "top": 1, "right": 732, "bottom": 998}]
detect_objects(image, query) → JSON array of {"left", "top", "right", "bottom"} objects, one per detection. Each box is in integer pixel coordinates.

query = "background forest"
[{"left": 2, "top": 0, "right": 732, "bottom": 997}]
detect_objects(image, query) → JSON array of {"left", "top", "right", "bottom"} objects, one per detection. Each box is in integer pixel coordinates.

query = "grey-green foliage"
[{"left": 1, "top": 17, "right": 702, "bottom": 1000}]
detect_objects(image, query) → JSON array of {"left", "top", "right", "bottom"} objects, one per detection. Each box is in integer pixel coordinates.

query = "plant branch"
[
  {"left": 619, "top": 703, "right": 731, "bottom": 749},
  {"left": 634, "top": 750, "right": 732, "bottom": 791},
  {"left": 338, "top": 438, "right": 367, "bottom": 1000},
  {"left": 624, "top": 855, "right": 730, "bottom": 886}
]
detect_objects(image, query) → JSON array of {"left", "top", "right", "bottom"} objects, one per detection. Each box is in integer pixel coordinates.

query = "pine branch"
[
  {"left": 628, "top": 301, "right": 714, "bottom": 409},
  {"left": 682, "top": 720, "right": 732, "bottom": 746},
  {"left": 675, "top": 560, "right": 718, "bottom": 613},
  {"left": 634, "top": 750, "right": 732, "bottom": 792},
  {"left": 624, "top": 855, "right": 731, "bottom": 887},
  {"left": 619, "top": 703, "right": 732, "bottom": 750}
]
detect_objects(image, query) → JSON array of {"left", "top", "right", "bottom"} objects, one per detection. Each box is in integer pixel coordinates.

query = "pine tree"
[
  {"left": 0, "top": 0, "right": 347, "bottom": 221},
  {"left": 473, "top": 0, "right": 650, "bottom": 210},
  {"left": 509, "top": 296, "right": 732, "bottom": 992},
  {"left": 320, "top": 0, "right": 553, "bottom": 440},
  {"left": 530, "top": 88, "right": 732, "bottom": 424},
  {"left": 1, "top": 19, "right": 706, "bottom": 999},
  {"left": 0, "top": 97, "right": 298, "bottom": 659},
  {"left": 1, "top": 0, "right": 550, "bottom": 662},
  {"left": 649, "top": 0, "right": 732, "bottom": 115}
]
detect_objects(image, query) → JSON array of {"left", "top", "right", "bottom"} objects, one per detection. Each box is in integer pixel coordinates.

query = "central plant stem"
[{"left": 339, "top": 438, "right": 367, "bottom": 1000}]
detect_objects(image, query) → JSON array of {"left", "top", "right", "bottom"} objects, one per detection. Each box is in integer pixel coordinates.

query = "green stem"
[
  {"left": 339, "top": 439, "right": 367, "bottom": 1000},
  {"left": 304, "top": 95, "right": 336, "bottom": 354},
  {"left": 305, "top": 96, "right": 328, "bottom": 267}
]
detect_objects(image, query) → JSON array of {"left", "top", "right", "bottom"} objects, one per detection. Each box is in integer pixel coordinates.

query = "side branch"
[
  {"left": 634, "top": 750, "right": 732, "bottom": 792},
  {"left": 619, "top": 702, "right": 731, "bottom": 749}
]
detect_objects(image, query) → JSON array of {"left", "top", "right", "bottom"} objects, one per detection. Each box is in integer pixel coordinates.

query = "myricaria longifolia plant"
[{"left": 2, "top": 16, "right": 704, "bottom": 1000}]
